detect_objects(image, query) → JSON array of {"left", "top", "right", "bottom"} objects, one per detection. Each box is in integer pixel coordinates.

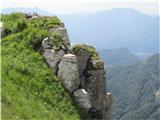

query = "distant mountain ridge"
[
  {"left": 59, "top": 8, "right": 159, "bottom": 53},
  {"left": 98, "top": 47, "right": 140, "bottom": 66}
]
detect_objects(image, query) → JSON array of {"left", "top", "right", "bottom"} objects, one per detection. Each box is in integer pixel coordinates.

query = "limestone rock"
[
  {"left": 58, "top": 54, "right": 80, "bottom": 92},
  {"left": 73, "top": 89, "right": 91, "bottom": 109},
  {"left": 54, "top": 27, "right": 70, "bottom": 45},
  {"left": 43, "top": 49, "right": 65, "bottom": 73},
  {"left": 42, "top": 37, "right": 53, "bottom": 49},
  {"left": 74, "top": 49, "right": 90, "bottom": 75}
]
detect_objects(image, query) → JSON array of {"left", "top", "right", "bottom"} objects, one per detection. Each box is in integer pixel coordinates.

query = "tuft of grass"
[{"left": 50, "top": 32, "right": 68, "bottom": 51}]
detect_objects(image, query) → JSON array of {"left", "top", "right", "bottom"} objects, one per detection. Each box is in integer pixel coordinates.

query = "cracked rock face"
[
  {"left": 58, "top": 54, "right": 80, "bottom": 92},
  {"left": 73, "top": 89, "right": 91, "bottom": 109}
]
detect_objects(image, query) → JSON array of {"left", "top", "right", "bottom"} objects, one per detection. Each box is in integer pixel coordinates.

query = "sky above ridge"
[{"left": 1, "top": 0, "right": 159, "bottom": 15}]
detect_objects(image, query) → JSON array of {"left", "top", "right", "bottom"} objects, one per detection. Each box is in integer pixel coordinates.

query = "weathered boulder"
[
  {"left": 54, "top": 27, "right": 70, "bottom": 46},
  {"left": 73, "top": 89, "right": 91, "bottom": 109},
  {"left": 43, "top": 49, "right": 65, "bottom": 73},
  {"left": 74, "top": 49, "right": 90, "bottom": 75},
  {"left": 58, "top": 54, "right": 80, "bottom": 92}
]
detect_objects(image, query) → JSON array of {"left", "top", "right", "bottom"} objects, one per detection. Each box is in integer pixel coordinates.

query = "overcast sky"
[{"left": 1, "top": 0, "right": 159, "bottom": 15}]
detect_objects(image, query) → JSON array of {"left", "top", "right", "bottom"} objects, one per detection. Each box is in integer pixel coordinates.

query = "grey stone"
[
  {"left": 84, "top": 58, "right": 111, "bottom": 119},
  {"left": 43, "top": 49, "right": 65, "bottom": 73},
  {"left": 54, "top": 27, "right": 70, "bottom": 45},
  {"left": 73, "top": 89, "right": 91, "bottom": 109},
  {"left": 58, "top": 54, "right": 80, "bottom": 92},
  {"left": 75, "top": 49, "right": 90, "bottom": 75}
]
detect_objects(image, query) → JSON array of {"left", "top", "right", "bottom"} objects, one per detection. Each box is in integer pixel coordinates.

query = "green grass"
[
  {"left": 50, "top": 32, "right": 68, "bottom": 51},
  {"left": 1, "top": 13, "right": 90, "bottom": 120}
]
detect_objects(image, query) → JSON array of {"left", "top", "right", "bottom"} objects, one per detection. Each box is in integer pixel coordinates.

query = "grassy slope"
[{"left": 1, "top": 13, "right": 89, "bottom": 120}]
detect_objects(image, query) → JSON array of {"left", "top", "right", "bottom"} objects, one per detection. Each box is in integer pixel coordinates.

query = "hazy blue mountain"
[
  {"left": 106, "top": 53, "right": 160, "bottom": 119},
  {"left": 58, "top": 8, "right": 159, "bottom": 53},
  {"left": 98, "top": 47, "right": 140, "bottom": 66},
  {"left": 1, "top": 7, "right": 52, "bottom": 16}
]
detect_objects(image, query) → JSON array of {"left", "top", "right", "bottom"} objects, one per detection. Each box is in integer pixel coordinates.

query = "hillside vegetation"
[
  {"left": 106, "top": 54, "right": 160, "bottom": 120},
  {"left": 1, "top": 13, "right": 89, "bottom": 120}
]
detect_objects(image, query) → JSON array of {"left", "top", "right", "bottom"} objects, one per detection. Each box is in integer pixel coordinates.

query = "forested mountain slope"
[{"left": 107, "top": 54, "right": 160, "bottom": 120}]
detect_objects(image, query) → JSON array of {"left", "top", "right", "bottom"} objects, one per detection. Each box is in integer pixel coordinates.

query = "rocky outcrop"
[
  {"left": 58, "top": 54, "right": 80, "bottom": 92},
  {"left": 41, "top": 21, "right": 112, "bottom": 120},
  {"left": 42, "top": 37, "right": 65, "bottom": 74}
]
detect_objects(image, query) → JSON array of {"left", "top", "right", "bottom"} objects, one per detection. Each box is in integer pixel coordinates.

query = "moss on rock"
[
  {"left": 72, "top": 44, "right": 99, "bottom": 61},
  {"left": 86, "top": 60, "right": 104, "bottom": 70}
]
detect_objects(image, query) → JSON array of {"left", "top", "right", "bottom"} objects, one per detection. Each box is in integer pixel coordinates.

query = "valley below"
[{"left": 99, "top": 49, "right": 160, "bottom": 120}]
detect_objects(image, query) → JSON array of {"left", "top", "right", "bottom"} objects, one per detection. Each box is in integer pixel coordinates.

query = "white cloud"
[{"left": 1, "top": 0, "right": 159, "bottom": 15}]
